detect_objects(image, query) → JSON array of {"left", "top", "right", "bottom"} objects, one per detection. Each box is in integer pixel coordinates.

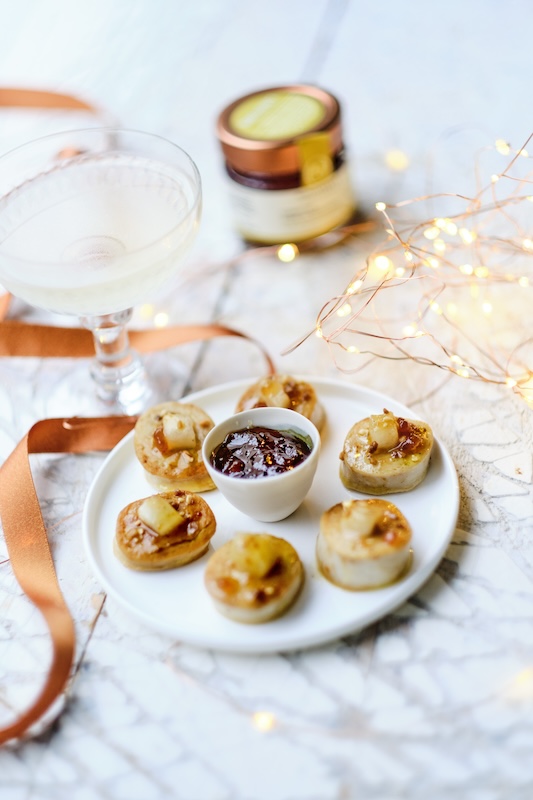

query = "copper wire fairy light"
[{"left": 281, "top": 133, "right": 533, "bottom": 405}]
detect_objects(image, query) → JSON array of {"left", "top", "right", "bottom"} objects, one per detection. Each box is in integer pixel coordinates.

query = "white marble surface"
[{"left": 1, "top": 1, "right": 533, "bottom": 797}]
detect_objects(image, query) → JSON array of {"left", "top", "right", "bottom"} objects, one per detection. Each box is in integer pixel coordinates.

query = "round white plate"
[{"left": 82, "top": 377, "right": 459, "bottom": 653}]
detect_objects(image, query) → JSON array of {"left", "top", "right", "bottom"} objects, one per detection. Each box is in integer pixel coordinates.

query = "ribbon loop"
[{"left": 0, "top": 415, "right": 139, "bottom": 744}]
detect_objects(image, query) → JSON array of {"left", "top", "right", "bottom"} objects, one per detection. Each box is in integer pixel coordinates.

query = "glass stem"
[{"left": 80, "top": 309, "right": 149, "bottom": 413}]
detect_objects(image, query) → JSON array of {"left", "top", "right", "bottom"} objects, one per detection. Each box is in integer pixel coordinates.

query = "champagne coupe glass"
[{"left": 0, "top": 128, "right": 202, "bottom": 414}]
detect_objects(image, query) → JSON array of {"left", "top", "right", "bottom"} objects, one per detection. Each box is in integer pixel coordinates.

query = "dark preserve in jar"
[{"left": 210, "top": 426, "right": 312, "bottom": 478}]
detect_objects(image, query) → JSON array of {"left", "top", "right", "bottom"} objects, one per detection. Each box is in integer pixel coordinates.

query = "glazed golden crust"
[
  {"left": 317, "top": 499, "right": 412, "bottom": 590},
  {"left": 204, "top": 532, "right": 304, "bottom": 623},
  {"left": 134, "top": 401, "right": 216, "bottom": 491},
  {"left": 340, "top": 410, "right": 433, "bottom": 494},
  {"left": 235, "top": 375, "right": 325, "bottom": 431},
  {"left": 114, "top": 489, "right": 216, "bottom": 571}
]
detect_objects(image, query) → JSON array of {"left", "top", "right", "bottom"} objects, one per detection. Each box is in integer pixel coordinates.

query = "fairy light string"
[{"left": 277, "top": 133, "right": 533, "bottom": 406}]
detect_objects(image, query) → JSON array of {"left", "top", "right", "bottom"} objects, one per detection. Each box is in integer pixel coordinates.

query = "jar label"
[
  {"left": 225, "top": 162, "right": 355, "bottom": 243},
  {"left": 297, "top": 132, "right": 333, "bottom": 185}
]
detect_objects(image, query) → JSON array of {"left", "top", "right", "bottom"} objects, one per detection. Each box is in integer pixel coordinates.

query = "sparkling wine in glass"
[{"left": 0, "top": 128, "right": 201, "bottom": 413}]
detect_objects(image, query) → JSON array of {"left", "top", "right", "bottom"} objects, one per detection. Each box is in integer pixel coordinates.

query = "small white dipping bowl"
[{"left": 202, "top": 407, "right": 321, "bottom": 522}]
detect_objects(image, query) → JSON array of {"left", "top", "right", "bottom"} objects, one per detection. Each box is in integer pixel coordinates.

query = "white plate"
[{"left": 82, "top": 377, "right": 459, "bottom": 653}]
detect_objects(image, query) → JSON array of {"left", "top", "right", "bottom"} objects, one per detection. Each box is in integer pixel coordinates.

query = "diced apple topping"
[
  {"left": 341, "top": 500, "right": 384, "bottom": 538},
  {"left": 162, "top": 412, "right": 197, "bottom": 451},
  {"left": 138, "top": 495, "right": 185, "bottom": 536},
  {"left": 368, "top": 412, "right": 399, "bottom": 452},
  {"left": 230, "top": 533, "right": 280, "bottom": 580},
  {"left": 259, "top": 378, "right": 291, "bottom": 409}
]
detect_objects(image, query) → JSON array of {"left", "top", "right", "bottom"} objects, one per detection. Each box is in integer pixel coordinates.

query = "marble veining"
[{"left": 2, "top": 1, "right": 533, "bottom": 798}]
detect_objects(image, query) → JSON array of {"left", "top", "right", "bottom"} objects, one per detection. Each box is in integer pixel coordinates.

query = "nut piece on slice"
[
  {"left": 114, "top": 489, "right": 216, "bottom": 571},
  {"left": 317, "top": 498, "right": 412, "bottom": 590},
  {"left": 340, "top": 409, "right": 433, "bottom": 494},
  {"left": 235, "top": 375, "right": 325, "bottom": 431},
  {"left": 134, "top": 401, "right": 216, "bottom": 492},
  {"left": 204, "top": 532, "right": 304, "bottom": 624}
]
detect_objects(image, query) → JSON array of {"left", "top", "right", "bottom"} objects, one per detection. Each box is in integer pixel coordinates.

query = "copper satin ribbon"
[
  {"left": 0, "top": 89, "right": 275, "bottom": 743},
  {"left": 0, "top": 313, "right": 276, "bottom": 364},
  {"left": 0, "top": 416, "right": 136, "bottom": 744},
  {"left": 0, "top": 87, "right": 100, "bottom": 114}
]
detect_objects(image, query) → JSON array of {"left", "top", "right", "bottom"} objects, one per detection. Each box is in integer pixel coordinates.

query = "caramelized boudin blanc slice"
[
  {"left": 317, "top": 499, "right": 412, "bottom": 590},
  {"left": 340, "top": 409, "right": 433, "bottom": 494},
  {"left": 114, "top": 489, "right": 216, "bottom": 570},
  {"left": 204, "top": 532, "right": 304, "bottom": 624},
  {"left": 235, "top": 375, "right": 325, "bottom": 431},
  {"left": 134, "top": 401, "right": 216, "bottom": 492}
]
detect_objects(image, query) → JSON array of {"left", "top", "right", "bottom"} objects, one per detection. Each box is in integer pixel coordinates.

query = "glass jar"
[{"left": 216, "top": 84, "right": 356, "bottom": 244}]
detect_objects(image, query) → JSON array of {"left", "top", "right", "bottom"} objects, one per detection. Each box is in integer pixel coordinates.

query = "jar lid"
[{"left": 216, "top": 85, "right": 343, "bottom": 176}]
